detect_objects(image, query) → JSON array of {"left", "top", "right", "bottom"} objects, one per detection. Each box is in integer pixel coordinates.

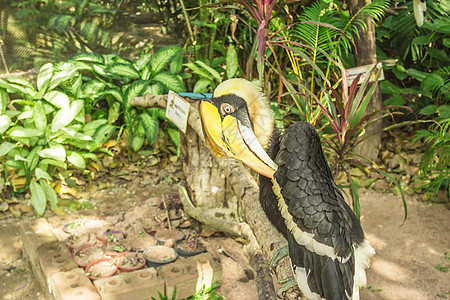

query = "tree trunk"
[{"left": 349, "top": 0, "right": 383, "bottom": 161}]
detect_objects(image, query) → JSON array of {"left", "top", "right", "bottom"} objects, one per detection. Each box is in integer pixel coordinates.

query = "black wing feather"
[{"left": 274, "top": 122, "right": 364, "bottom": 299}]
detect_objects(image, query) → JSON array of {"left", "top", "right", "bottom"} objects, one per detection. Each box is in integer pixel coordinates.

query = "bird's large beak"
[{"left": 200, "top": 99, "right": 277, "bottom": 178}]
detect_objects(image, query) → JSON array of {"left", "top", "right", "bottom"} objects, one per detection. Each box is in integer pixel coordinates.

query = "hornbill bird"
[{"left": 199, "top": 79, "right": 375, "bottom": 300}]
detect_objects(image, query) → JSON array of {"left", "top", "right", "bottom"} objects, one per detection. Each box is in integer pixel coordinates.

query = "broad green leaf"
[
  {"left": 134, "top": 53, "right": 153, "bottom": 71},
  {"left": 406, "top": 68, "right": 428, "bottom": 82},
  {"left": 5, "top": 159, "right": 22, "bottom": 169},
  {"left": 139, "top": 112, "right": 159, "bottom": 145},
  {"left": 38, "top": 159, "right": 67, "bottom": 169},
  {"left": 44, "top": 90, "right": 70, "bottom": 108},
  {"left": 17, "top": 110, "right": 33, "bottom": 120},
  {"left": 195, "top": 61, "right": 222, "bottom": 82},
  {"left": 0, "top": 88, "right": 7, "bottom": 115},
  {"left": 38, "top": 143, "right": 66, "bottom": 161},
  {"left": 39, "top": 179, "right": 58, "bottom": 209},
  {"left": 0, "top": 142, "right": 16, "bottom": 156},
  {"left": 91, "top": 123, "right": 116, "bottom": 150},
  {"left": 226, "top": 44, "right": 239, "bottom": 79},
  {"left": 80, "top": 152, "right": 98, "bottom": 161},
  {"left": 0, "top": 115, "right": 11, "bottom": 135},
  {"left": 30, "top": 182, "right": 46, "bottom": 216},
  {"left": 384, "top": 95, "right": 404, "bottom": 106},
  {"left": 0, "top": 79, "right": 22, "bottom": 93},
  {"left": 37, "top": 63, "right": 53, "bottom": 92},
  {"left": 106, "top": 63, "right": 140, "bottom": 79},
  {"left": 123, "top": 80, "right": 149, "bottom": 109},
  {"left": 419, "top": 105, "right": 437, "bottom": 115},
  {"left": 14, "top": 154, "right": 30, "bottom": 162},
  {"left": 67, "top": 151, "right": 86, "bottom": 169},
  {"left": 35, "top": 168, "right": 52, "bottom": 181},
  {"left": 80, "top": 80, "right": 105, "bottom": 98},
  {"left": 131, "top": 134, "right": 145, "bottom": 152},
  {"left": 98, "top": 89, "right": 123, "bottom": 103},
  {"left": 49, "top": 68, "right": 80, "bottom": 90},
  {"left": 9, "top": 127, "right": 43, "bottom": 138},
  {"left": 146, "top": 83, "right": 165, "bottom": 95},
  {"left": 184, "top": 62, "right": 213, "bottom": 81},
  {"left": 8, "top": 77, "right": 36, "bottom": 91},
  {"left": 82, "top": 119, "right": 108, "bottom": 135},
  {"left": 438, "top": 105, "right": 450, "bottom": 118},
  {"left": 108, "top": 101, "right": 121, "bottom": 124},
  {"left": 33, "top": 101, "right": 47, "bottom": 130},
  {"left": 151, "top": 72, "right": 185, "bottom": 93},
  {"left": 170, "top": 51, "right": 183, "bottom": 74},
  {"left": 193, "top": 78, "right": 212, "bottom": 93},
  {"left": 26, "top": 145, "right": 42, "bottom": 172},
  {"left": 167, "top": 128, "right": 180, "bottom": 156},
  {"left": 72, "top": 52, "right": 105, "bottom": 64},
  {"left": 426, "top": 48, "right": 450, "bottom": 63},
  {"left": 150, "top": 46, "right": 182, "bottom": 74},
  {"left": 51, "top": 100, "right": 84, "bottom": 132}
]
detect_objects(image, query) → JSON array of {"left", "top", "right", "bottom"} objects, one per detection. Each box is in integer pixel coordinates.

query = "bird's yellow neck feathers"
[{"left": 213, "top": 79, "right": 274, "bottom": 149}]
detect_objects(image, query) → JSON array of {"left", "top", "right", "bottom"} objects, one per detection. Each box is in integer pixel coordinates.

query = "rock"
[
  {"left": 373, "top": 180, "right": 390, "bottom": 190},
  {"left": 388, "top": 154, "right": 403, "bottom": 170}
]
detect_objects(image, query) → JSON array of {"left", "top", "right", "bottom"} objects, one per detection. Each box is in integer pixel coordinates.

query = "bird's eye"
[{"left": 220, "top": 103, "right": 234, "bottom": 115}]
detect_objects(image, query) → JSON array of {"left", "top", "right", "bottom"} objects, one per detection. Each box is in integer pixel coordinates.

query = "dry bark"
[{"left": 132, "top": 94, "right": 302, "bottom": 299}]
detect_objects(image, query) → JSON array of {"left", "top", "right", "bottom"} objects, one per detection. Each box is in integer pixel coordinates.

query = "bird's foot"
[
  {"left": 277, "top": 276, "right": 298, "bottom": 297},
  {"left": 269, "top": 245, "right": 289, "bottom": 271}
]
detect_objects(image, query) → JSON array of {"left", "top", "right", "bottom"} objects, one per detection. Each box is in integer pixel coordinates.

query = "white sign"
[
  {"left": 166, "top": 90, "right": 190, "bottom": 133},
  {"left": 346, "top": 62, "right": 384, "bottom": 85}
]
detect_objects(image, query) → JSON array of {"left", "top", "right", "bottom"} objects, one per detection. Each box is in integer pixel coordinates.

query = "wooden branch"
[
  {"left": 133, "top": 94, "right": 302, "bottom": 299},
  {"left": 179, "top": 185, "right": 277, "bottom": 300}
]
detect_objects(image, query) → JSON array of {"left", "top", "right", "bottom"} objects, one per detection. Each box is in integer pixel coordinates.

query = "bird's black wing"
[{"left": 274, "top": 122, "right": 363, "bottom": 299}]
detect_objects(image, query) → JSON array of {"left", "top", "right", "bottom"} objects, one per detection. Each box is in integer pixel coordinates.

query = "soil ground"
[{"left": 1, "top": 172, "right": 449, "bottom": 300}]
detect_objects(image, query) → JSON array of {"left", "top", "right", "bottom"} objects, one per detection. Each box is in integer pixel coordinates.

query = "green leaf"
[
  {"left": 91, "top": 123, "right": 115, "bottom": 150},
  {"left": 0, "top": 142, "right": 16, "bottom": 156},
  {"left": 0, "top": 88, "right": 7, "bottom": 115},
  {"left": 38, "top": 143, "right": 66, "bottom": 162},
  {"left": 437, "top": 105, "right": 450, "bottom": 118},
  {"left": 44, "top": 90, "right": 70, "bottom": 108},
  {"left": 193, "top": 78, "right": 212, "bottom": 93},
  {"left": 80, "top": 80, "right": 106, "bottom": 98},
  {"left": 123, "top": 80, "right": 150, "bottom": 108},
  {"left": 150, "top": 46, "right": 182, "bottom": 74},
  {"left": 407, "top": 68, "right": 428, "bottom": 82},
  {"left": 82, "top": 119, "right": 107, "bottom": 136},
  {"left": 384, "top": 95, "right": 404, "bottom": 106},
  {"left": 131, "top": 134, "right": 145, "bottom": 152},
  {"left": 33, "top": 101, "right": 47, "bottom": 130},
  {"left": 393, "top": 64, "right": 407, "bottom": 80},
  {"left": 426, "top": 48, "right": 450, "bottom": 62},
  {"left": 99, "top": 89, "right": 123, "bottom": 103},
  {"left": 151, "top": 72, "right": 185, "bottom": 93},
  {"left": 72, "top": 52, "right": 105, "bottom": 64},
  {"left": 49, "top": 68, "right": 81, "bottom": 90},
  {"left": 195, "top": 61, "right": 222, "bottom": 82},
  {"left": 106, "top": 63, "right": 140, "bottom": 79},
  {"left": 146, "top": 83, "right": 165, "bottom": 95},
  {"left": 67, "top": 151, "right": 86, "bottom": 169},
  {"left": 35, "top": 168, "right": 52, "bottom": 181},
  {"left": 39, "top": 159, "right": 67, "bottom": 169},
  {"left": 108, "top": 101, "right": 121, "bottom": 124},
  {"left": 419, "top": 105, "right": 437, "bottom": 115},
  {"left": 167, "top": 128, "right": 180, "bottom": 156},
  {"left": 30, "top": 182, "right": 46, "bottom": 216},
  {"left": 37, "top": 63, "right": 53, "bottom": 92},
  {"left": 184, "top": 63, "right": 213, "bottom": 81},
  {"left": 51, "top": 100, "right": 84, "bottom": 132},
  {"left": 39, "top": 180, "right": 58, "bottom": 209},
  {"left": 226, "top": 44, "right": 239, "bottom": 79},
  {"left": 8, "top": 77, "right": 35, "bottom": 91},
  {"left": 170, "top": 51, "right": 183, "bottom": 75},
  {"left": 9, "top": 127, "right": 43, "bottom": 138},
  {"left": 139, "top": 112, "right": 159, "bottom": 145},
  {"left": 0, "top": 115, "right": 11, "bottom": 135},
  {"left": 134, "top": 53, "right": 153, "bottom": 72}
]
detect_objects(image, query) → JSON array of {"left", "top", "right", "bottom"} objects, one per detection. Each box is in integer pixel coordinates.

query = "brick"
[
  {"left": 51, "top": 268, "right": 100, "bottom": 300},
  {"left": 94, "top": 267, "right": 165, "bottom": 300},
  {"left": 20, "top": 218, "right": 58, "bottom": 266},
  {"left": 158, "top": 253, "right": 222, "bottom": 299}
]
